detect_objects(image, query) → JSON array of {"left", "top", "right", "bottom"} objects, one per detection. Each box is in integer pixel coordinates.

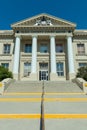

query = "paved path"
[
  {"left": 0, "top": 93, "right": 41, "bottom": 130},
  {"left": 0, "top": 82, "right": 87, "bottom": 130}
]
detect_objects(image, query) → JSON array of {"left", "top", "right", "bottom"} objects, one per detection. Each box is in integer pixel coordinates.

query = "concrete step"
[
  {"left": 5, "top": 81, "right": 82, "bottom": 93},
  {"left": 8, "top": 82, "right": 43, "bottom": 88}
]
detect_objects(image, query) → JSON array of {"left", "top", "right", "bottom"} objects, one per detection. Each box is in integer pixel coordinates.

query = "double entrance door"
[
  {"left": 39, "top": 63, "right": 48, "bottom": 81},
  {"left": 39, "top": 70, "right": 48, "bottom": 81}
]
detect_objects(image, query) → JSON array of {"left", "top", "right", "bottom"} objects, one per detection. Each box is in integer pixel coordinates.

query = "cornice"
[
  {"left": 12, "top": 25, "right": 75, "bottom": 28},
  {"left": 0, "top": 30, "right": 13, "bottom": 36},
  {"left": 74, "top": 30, "right": 87, "bottom": 36},
  {"left": 11, "top": 13, "right": 76, "bottom": 28}
]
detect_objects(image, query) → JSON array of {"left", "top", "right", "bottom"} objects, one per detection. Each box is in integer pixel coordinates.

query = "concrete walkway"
[{"left": 0, "top": 81, "right": 87, "bottom": 130}]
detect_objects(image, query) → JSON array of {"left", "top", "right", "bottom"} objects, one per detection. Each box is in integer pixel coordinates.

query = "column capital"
[
  {"left": 50, "top": 35, "right": 56, "bottom": 38},
  {"left": 66, "top": 34, "right": 73, "bottom": 39},
  {"left": 32, "top": 35, "right": 38, "bottom": 38},
  {"left": 15, "top": 34, "right": 22, "bottom": 39}
]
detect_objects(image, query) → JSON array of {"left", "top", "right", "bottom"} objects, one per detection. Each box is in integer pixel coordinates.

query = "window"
[
  {"left": 1, "top": 63, "right": 9, "bottom": 69},
  {"left": 79, "top": 63, "right": 87, "bottom": 67},
  {"left": 24, "top": 44, "right": 32, "bottom": 53},
  {"left": 56, "top": 44, "right": 63, "bottom": 53},
  {"left": 39, "top": 63, "right": 48, "bottom": 70},
  {"left": 77, "top": 44, "right": 85, "bottom": 54},
  {"left": 56, "top": 62, "right": 64, "bottom": 76},
  {"left": 24, "top": 63, "right": 31, "bottom": 76},
  {"left": 40, "top": 44, "right": 48, "bottom": 53},
  {"left": 3, "top": 44, "right": 10, "bottom": 54}
]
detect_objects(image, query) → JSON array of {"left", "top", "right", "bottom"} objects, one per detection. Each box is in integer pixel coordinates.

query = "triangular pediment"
[{"left": 11, "top": 13, "right": 76, "bottom": 28}]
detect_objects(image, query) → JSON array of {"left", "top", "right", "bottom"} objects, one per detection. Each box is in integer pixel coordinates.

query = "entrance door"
[
  {"left": 39, "top": 63, "right": 48, "bottom": 81},
  {"left": 39, "top": 70, "right": 48, "bottom": 81}
]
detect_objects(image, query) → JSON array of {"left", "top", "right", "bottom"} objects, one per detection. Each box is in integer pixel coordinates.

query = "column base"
[
  {"left": 13, "top": 73, "right": 20, "bottom": 80},
  {"left": 68, "top": 73, "right": 75, "bottom": 80},
  {"left": 50, "top": 73, "right": 58, "bottom": 81},
  {"left": 20, "top": 73, "right": 38, "bottom": 81},
  {"left": 29, "top": 73, "right": 38, "bottom": 81}
]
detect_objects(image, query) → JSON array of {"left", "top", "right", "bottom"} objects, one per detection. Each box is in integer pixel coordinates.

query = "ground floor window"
[
  {"left": 24, "top": 63, "right": 31, "bottom": 76},
  {"left": 79, "top": 63, "right": 87, "bottom": 67},
  {"left": 56, "top": 62, "right": 64, "bottom": 76},
  {"left": 1, "top": 63, "right": 9, "bottom": 69}
]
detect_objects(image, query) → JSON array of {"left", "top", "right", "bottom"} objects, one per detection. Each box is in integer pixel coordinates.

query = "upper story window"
[
  {"left": 3, "top": 44, "right": 10, "bottom": 54},
  {"left": 1, "top": 63, "right": 9, "bottom": 69},
  {"left": 56, "top": 44, "right": 63, "bottom": 53},
  {"left": 77, "top": 44, "right": 85, "bottom": 54},
  {"left": 40, "top": 44, "right": 48, "bottom": 53},
  {"left": 56, "top": 62, "right": 64, "bottom": 76},
  {"left": 24, "top": 44, "right": 32, "bottom": 53}
]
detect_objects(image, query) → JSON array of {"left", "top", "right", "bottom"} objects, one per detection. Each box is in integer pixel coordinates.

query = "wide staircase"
[{"left": 5, "top": 80, "right": 82, "bottom": 93}]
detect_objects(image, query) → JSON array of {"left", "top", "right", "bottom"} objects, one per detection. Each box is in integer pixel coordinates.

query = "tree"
[
  {"left": 0, "top": 66, "right": 13, "bottom": 81},
  {"left": 76, "top": 66, "right": 87, "bottom": 81}
]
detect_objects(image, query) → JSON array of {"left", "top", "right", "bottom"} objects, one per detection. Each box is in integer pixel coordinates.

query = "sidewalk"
[{"left": 0, "top": 83, "right": 87, "bottom": 130}]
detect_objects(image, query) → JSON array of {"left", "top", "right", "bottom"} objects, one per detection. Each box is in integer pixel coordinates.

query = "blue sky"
[{"left": 0, "top": 0, "right": 87, "bottom": 29}]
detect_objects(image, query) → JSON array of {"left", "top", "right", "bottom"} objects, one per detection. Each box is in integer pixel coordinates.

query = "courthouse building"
[{"left": 0, "top": 13, "right": 87, "bottom": 81}]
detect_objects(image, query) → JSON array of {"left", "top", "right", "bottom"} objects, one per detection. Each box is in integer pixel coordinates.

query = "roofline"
[
  {"left": 0, "top": 30, "right": 13, "bottom": 35},
  {"left": 74, "top": 29, "right": 87, "bottom": 36},
  {"left": 74, "top": 29, "right": 87, "bottom": 32},
  {"left": 11, "top": 13, "right": 76, "bottom": 28}
]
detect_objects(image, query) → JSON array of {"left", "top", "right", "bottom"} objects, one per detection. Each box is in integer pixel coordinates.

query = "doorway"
[{"left": 39, "top": 63, "right": 48, "bottom": 81}]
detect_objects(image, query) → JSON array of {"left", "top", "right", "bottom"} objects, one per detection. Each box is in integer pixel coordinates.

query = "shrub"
[
  {"left": 76, "top": 66, "right": 87, "bottom": 81},
  {"left": 0, "top": 66, "right": 13, "bottom": 81}
]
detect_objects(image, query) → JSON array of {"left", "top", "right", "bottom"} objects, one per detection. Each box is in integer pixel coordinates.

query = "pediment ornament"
[{"left": 34, "top": 16, "right": 52, "bottom": 26}]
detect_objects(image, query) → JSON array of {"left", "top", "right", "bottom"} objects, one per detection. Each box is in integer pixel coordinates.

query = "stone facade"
[{"left": 0, "top": 13, "right": 87, "bottom": 81}]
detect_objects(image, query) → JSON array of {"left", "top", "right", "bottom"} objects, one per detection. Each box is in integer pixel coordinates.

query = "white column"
[
  {"left": 31, "top": 36, "right": 37, "bottom": 73},
  {"left": 13, "top": 36, "right": 21, "bottom": 74},
  {"left": 50, "top": 36, "right": 56, "bottom": 73},
  {"left": 67, "top": 36, "right": 75, "bottom": 74}
]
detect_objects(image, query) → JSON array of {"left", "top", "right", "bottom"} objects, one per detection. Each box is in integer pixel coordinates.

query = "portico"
[{"left": 12, "top": 31, "right": 75, "bottom": 81}]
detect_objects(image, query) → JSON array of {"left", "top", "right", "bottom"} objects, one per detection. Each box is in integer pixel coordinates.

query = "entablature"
[
  {"left": 0, "top": 30, "right": 13, "bottom": 35},
  {"left": 74, "top": 30, "right": 87, "bottom": 36},
  {"left": 12, "top": 26, "right": 75, "bottom": 34},
  {"left": 0, "top": 30, "right": 14, "bottom": 39},
  {"left": 15, "top": 32, "right": 73, "bottom": 39}
]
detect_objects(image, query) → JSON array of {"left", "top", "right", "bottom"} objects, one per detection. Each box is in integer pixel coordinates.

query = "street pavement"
[{"left": 0, "top": 83, "right": 87, "bottom": 130}]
